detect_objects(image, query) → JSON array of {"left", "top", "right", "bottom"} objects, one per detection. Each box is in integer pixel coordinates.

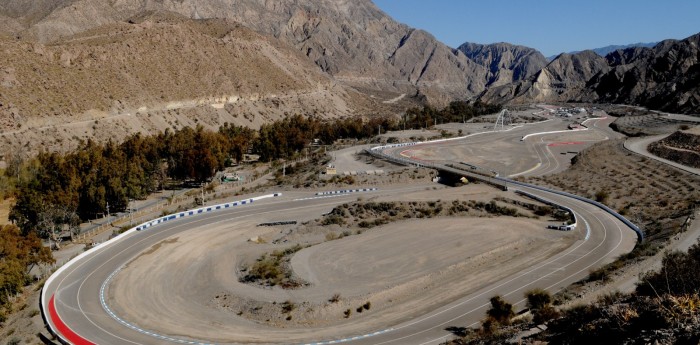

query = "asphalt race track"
[{"left": 42, "top": 118, "right": 639, "bottom": 345}]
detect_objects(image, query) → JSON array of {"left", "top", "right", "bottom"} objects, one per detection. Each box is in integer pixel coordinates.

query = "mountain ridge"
[
  {"left": 546, "top": 42, "right": 660, "bottom": 61},
  {"left": 481, "top": 33, "right": 700, "bottom": 114},
  {"left": 458, "top": 42, "right": 548, "bottom": 88}
]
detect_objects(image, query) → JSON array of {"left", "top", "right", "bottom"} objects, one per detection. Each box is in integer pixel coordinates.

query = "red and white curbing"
[{"left": 41, "top": 193, "right": 282, "bottom": 345}]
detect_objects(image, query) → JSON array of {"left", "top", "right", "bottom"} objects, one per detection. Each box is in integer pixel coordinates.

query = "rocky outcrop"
[
  {"left": 479, "top": 50, "right": 609, "bottom": 104},
  {"left": 589, "top": 34, "right": 700, "bottom": 114},
  {"left": 482, "top": 33, "right": 700, "bottom": 114},
  {"left": 0, "top": 0, "right": 493, "bottom": 104},
  {"left": 458, "top": 42, "right": 548, "bottom": 88}
]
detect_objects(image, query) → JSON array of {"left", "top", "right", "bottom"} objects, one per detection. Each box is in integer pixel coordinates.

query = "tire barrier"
[
  {"left": 315, "top": 188, "right": 378, "bottom": 196},
  {"left": 258, "top": 221, "right": 298, "bottom": 227}
]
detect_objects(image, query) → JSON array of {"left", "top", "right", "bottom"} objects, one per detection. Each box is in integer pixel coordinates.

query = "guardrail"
[
  {"left": 501, "top": 177, "right": 643, "bottom": 242},
  {"left": 514, "top": 190, "right": 577, "bottom": 230},
  {"left": 41, "top": 193, "right": 282, "bottom": 345},
  {"left": 369, "top": 137, "right": 644, "bottom": 243},
  {"left": 73, "top": 165, "right": 278, "bottom": 243}
]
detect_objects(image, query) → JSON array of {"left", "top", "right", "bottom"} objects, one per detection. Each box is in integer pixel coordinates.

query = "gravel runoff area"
[{"left": 108, "top": 184, "right": 577, "bottom": 343}]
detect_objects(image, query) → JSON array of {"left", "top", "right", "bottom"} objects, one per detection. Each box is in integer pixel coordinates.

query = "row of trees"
[
  {"left": 7, "top": 101, "right": 503, "bottom": 240},
  {"left": 0, "top": 224, "right": 53, "bottom": 321},
  {"left": 4, "top": 117, "right": 372, "bottom": 237},
  {"left": 9, "top": 124, "right": 252, "bottom": 237},
  {"left": 403, "top": 100, "right": 503, "bottom": 129}
]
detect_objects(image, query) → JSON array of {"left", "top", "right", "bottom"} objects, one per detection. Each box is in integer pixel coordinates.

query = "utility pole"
[
  {"left": 106, "top": 202, "right": 110, "bottom": 220},
  {"left": 129, "top": 199, "right": 133, "bottom": 226}
]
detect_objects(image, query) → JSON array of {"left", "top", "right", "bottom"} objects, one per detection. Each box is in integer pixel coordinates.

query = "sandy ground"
[
  {"left": 107, "top": 184, "right": 575, "bottom": 342},
  {"left": 403, "top": 119, "right": 610, "bottom": 178},
  {"left": 329, "top": 144, "right": 397, "bottom": 175}
]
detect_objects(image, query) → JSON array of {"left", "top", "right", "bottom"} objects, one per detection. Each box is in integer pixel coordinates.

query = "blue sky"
[{"left": 372, "top": 0, "right": 700, "bottom": 56}]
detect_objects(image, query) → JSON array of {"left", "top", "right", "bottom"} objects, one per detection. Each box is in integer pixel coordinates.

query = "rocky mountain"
[
  {"left": 0, "top": 11, "right": 378, "bottom": 153},
  {"left": 0, "top": 0, "right": 494, "bottom": 105},
  {"left": 2, "top": 0, "right": 564, "bottom": 155},
  {"left": 546, "top": 42, "right": 659, "bottom": 61},
  {"left": 482, "top": 33, "right": 700, "bottom": 114},
  {"left": 458, "top": 42, "right": 548, "bottom": 88},
  {"left": 479, "top": 50, "right": 610, "bottom": 104},
  {"left": 588, "top": 34, "right": 700, "bottom": 114}
]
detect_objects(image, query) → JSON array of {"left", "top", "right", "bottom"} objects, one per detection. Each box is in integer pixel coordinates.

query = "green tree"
[{"left": 0, "top": 224, "right": 53, "bottom": 319}]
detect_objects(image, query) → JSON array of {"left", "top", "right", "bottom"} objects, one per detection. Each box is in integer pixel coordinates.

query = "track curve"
[{"left": 42, "top": 120, "right": 639, "bottom": 345}]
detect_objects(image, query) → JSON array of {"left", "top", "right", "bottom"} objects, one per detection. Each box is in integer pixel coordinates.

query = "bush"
[
  {"left": 486, "top": 295, "right": 515, "bottom": 324},
  {"left": 534, "top": 305, "right": 560, "bottom": 324},
  {"left": 637, "top": 240, "right": 700, "bottom": 296},
  {"left": 587, "top": 267, "right": 611, "bottom": 283},
  {"left": 526, "top": 288, "right": 552, "bottom": 311},
  {"left": 281, "top": 300, "right": 296, "bottom": 313},
  {"left": 525, "top": 289, "right": 559, "bottom": 324},
  {"left": 595, "top": 190, "right": 609, "bottom": 203}
]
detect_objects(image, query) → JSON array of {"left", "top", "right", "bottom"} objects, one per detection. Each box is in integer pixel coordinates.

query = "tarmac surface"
[{"left": 42, "top": 114, "right": 640, "bottom": 345}]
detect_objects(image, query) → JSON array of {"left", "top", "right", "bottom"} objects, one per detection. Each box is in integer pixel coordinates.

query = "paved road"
[
  {"left": 42, "top": 121, "right": 639, "bottom": 345},
  {"left": 625, "top": 134, "right": 700, "bottom": 176}
]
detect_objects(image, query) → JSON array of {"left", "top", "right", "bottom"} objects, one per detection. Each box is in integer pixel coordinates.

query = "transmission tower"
[{"left": 493, "top": 109, "right": 512, "bottom": 131}]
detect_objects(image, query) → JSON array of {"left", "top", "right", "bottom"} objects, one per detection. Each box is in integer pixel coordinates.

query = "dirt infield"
[{"left": 108, "top": 185, "right": 575, "bottom": 342}]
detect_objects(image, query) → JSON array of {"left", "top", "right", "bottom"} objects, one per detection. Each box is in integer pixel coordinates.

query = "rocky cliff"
[
  {"left": 589, "top": 34, "right": 700, "bottom": 114},
  {"left": 0, "top": 0, "right": 495, "bottom": 104},
  {"left": 458, "top": 42, "right": 548, "bottom": 88},
  {"left": 481, "top": 33, "right": 700, "bottom": 114},
  {"left": 479, "top": 50, "right": 610, "bottom": 104}
]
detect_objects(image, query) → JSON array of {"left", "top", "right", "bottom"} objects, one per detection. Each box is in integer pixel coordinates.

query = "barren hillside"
[
  {"left": 480, "top": 50, "right": 609, "bottom": 104},
  {"left": 0, "top": 13, "right": 399, "bottom": 153},
  {"left": 0, "top": 0, "right": 497, "bottom": 104}
]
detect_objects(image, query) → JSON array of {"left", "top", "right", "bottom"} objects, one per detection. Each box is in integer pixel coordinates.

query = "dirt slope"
[{"left": 0, "top": 13, "right": 371, "bottom": 153}]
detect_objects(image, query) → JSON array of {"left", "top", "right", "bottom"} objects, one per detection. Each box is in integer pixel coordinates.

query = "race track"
[{"left": 42, "top": 117, "right": 639, "bottom": 345}]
